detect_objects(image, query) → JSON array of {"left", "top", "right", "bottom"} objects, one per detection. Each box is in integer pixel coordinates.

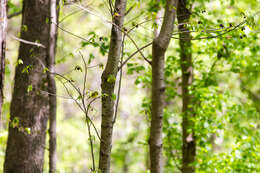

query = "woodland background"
[{"left": 0, "top": 0, "right": 260, "bottom": 173}]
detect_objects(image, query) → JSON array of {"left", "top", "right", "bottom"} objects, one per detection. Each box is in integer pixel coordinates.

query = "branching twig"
[
  {"left": 172, "top": 19, "right": 247, "bottom": 40},
  {"left": 72, "top": 3, "right": 152, "bottom": 65},
  {"left": 122, "top": 30, "right": 152, "bottom": 65},
  {"left": 77, "top": 51, "right": 97, "bottom": 171},
  {"left": 118, "top": 42, "right": 153, "bottom": 71}
]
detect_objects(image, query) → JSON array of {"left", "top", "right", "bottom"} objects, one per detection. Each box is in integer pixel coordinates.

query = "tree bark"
[
  {"left": 0, "top": 0, "right": 7, "bottom": 126},
  {"left": 4, "top": 0, "right": 50, "bottom": 172},
  {"left": 99, "top": 0, "right": 127, "bottom": 173},
  {"left": 149, "top": 0, "right": 178, "bottom": 173},
  {"left": 47, "top": 0, "right": 59, "bottom": 173},
  {"left": 177, "top": 1, "right": 196, "bottom": 173}
]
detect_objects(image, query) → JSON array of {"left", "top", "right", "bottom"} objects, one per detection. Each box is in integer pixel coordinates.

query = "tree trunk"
[
  {"left": 47, "top": 0, "right": 59, "bottom": 173},
  {"left": 177, "top": 1, "right": 196, "bottom": 173},
  {"left": 0, "top": 0, "right": 7, "bottom": 126},
  {"left": 149, "top": 0, "right": 178, "bottom": 173},
  {"left": 4, "top": 0, "right": 50, "bottom": 172},
  {"left": 99, "top": 0, "right": 127, "bottom": 173}
]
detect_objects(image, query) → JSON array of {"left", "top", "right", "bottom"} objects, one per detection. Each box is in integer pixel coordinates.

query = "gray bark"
[
  {"left": 149, "top": 0, "right": 178, "bottom": 173},
  {"left": 177, "top": 1, "right": 195, "bottom": 173},
  {"left": 4, "top": 0, "right": 50, "bottom": 172},
  {"left": 0, "top": 0, "right": 7, "bottom": 126},
  {"left": 98, "top": 0, "right": 127, "bottom": 173},
  {"left": 47, "top": 0, "right": 59, "bottom": 172}
]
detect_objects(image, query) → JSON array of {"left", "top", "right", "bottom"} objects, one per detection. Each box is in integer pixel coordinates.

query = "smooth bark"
[
  {"left": 4, "top": 0, "right": 50, "bottom": 172},
  {"left": 0, "top": 0, "right": 7, "bottom": 125},
  {"left": 177, "top": 1, "right": 196, "bottom": 172},
  {"left": 99, "top": 0, "right": 127, "bottom": 173},
  {"left": 47, "top": 0, "right": 59, "bottom": 172},
  {"left": 149, "top": 0, "right": 178, "bottom": 173}
]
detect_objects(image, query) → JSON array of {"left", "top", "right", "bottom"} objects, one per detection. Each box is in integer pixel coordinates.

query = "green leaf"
[
  {"left": 107, "top": 74, "right": 116, "bottom": 83},
  {"left": 25, "top": 127, "right": 31, "bottom": 134},
  {"left": 81, "top": 41, "right": 90, "bottom": 47},
  {"left": 45, "top": 17, "right": 49, "bottom": 24},
  {"left": 21, "top": 25, "right": 28, "bottom": 32},
  {"left": 27, "top": 85, "right": 33, "bottom": 93},
  {"left": 89, "top": 91, "right": 99, "bottom": 98},
  {"left": 112, "top": 93, "right": 116, "bottom": 101},
  {"left": 102, "top": 93, "right": 109, "bottom": 97},
  {"left": 88, "top": 53, "right": 95, "bottom": 64},
  {"left": 22, "top": 65, "right": 32, "bottom": 73},
  {"left": 18, "top": 59, "right": 23, "bottom": 65},
  {"left": 43, "top": 67, "right": 49, "bottom": 73},
  {"left": 11, "top": 117, "right": 20, "bottom": 128},
  {"left": 76, "top": 95, "right": 83, "bottom": 100}
]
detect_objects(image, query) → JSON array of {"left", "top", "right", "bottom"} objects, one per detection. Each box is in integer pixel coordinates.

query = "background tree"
[
  {"left": 0, "top": 0, "right": 7, "bottom": 125},
  {"left": 149, "top": 0, "right": 177, "bottom": 172},
  {"left": 99, "top": 0, "right": 127, "bottom": 173},
  {"left": 177, "top": 0, "right": 195, "bottom": 172},
  {"left": 47, "top": 0, "right": 60, "bottom": 172},
  {"left": 4, "top": 0, "right": 52, "bottom": 172}
]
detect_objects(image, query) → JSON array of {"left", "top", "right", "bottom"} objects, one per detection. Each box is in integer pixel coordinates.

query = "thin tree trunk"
[
  {"left": 47, "top": 0, "right": 59, "bottom": 172},
  {"left": 177, "top": 1, "right": 195, "bottom": 173},
  {"left": 99, "top": 0, "right": 127, "bottom": 173},
  {"left": 4, "top": 0, "right": 50, "bottom": 172},
  {"left": 210, "top": 133, "right": 217, "bottom": 152},
  {"left": 149, "top": 0, "right": 178, "bottom": 173},
  {"left": 0, "top": 0, "right": 7, "bottom": 126}
]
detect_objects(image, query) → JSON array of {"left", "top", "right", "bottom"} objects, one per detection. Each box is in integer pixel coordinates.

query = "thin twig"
[
  {"left": 72, "top": 3, "right": 152, "bottom": 65},
  {"left": 122, "top": 30, "right": 152, "bottom": 65},
  {"left": 39, "top": 90, "right": 74, "bottom": 100},
  {"left": 107, "top": 0, "right": 113, "bottom": 16},
  {"left": 79, "top": 51, "right": 88, "bottom": 100},
  {"left": 9, "top": 35, "right": 46, "bottom": 48},
  {"left": 7, "top": 11, "right": 22, "bottom": 19},
  {"left": 113, "top": 34, "right": 125, "bottom": 124},
  {"left": 53, "top": 22, "right": 91, "bottom": 42},
  {"left": 118, "top": 42, "right": 153, "bottom": 71},
  {"left": 59, "top": 9, "right": 82, "bottom": 24},
  {"left": 74, "top": 3, "right": 112, "bottom": 25},
  {"left": 172, "top": 19, "right": 247, "bottom": 40},
  {"left": 85, "top": 97, "right": 100, "bottom": 171}
]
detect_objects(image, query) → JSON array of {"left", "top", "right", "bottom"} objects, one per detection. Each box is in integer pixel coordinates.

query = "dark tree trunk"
[
  {"left": 177, "top": 1, "right": 196, "bottom": 173},
  {"left": 99, "top": 0, "right": 127, "bottom": 173},
  {"left": 149, "top": 0, "right": 178, "bottom": 173},
  {"left": 47, "top": 0, "right": 59, "bottom": 172},
  {"left": 4, "top": 0, "right": 50, "bottom": 172},
  {"left": 0, "top": 0, "right": 7, "bottom": 125}
]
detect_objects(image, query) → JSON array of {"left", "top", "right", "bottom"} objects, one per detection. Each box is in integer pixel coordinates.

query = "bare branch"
[
  {"left": 118, "top": 42, "right": 153, "bottom": 71},
  {"left": 7, "top": 11, "right": 22, "bottom": 19},
  {"left": 113, "top": 34, "right": 125, "bottom": 124},
  {"left": 9, "top": 35, "right": 46, "bottom": 48},
  {"left": 54, "top": 22, "right": 91, "bottom": 42}
]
